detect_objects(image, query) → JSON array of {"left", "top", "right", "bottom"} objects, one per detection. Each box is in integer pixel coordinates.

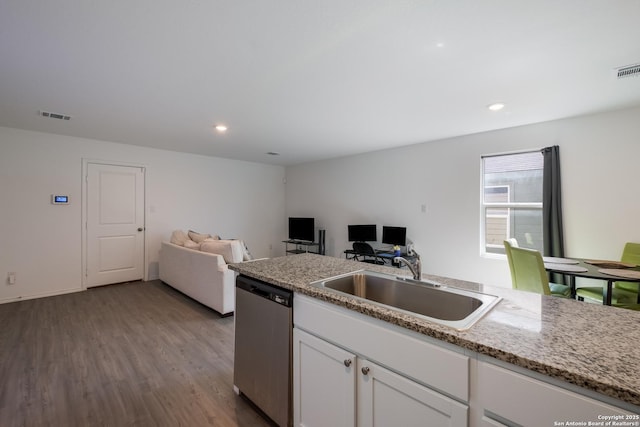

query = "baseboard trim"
[{"left": 0, "top": 287, "right": 83, "bottom": 305}]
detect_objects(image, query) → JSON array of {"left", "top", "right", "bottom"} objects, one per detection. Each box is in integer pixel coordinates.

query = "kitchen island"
[{"left": 230, "top": 253, "right": 640, "bottom": 423}]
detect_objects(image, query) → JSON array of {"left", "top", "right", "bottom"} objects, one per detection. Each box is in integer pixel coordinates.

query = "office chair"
[{"left": 352, "top": 242, "right": 385, "bottom": 265}]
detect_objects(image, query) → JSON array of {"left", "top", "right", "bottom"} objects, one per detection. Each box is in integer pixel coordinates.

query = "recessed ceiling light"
[
  {"left": 487, "top": 103, "right": 505, "bottom": 111},
  {"left": 215, "top": 125, "right": 228, "bottom": 132},
  {"left": 436, "top": 42, "right": 444, "bottom": 48}
]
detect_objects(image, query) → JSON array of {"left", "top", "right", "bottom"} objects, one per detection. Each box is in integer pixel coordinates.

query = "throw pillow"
[
  {"left": 188, "top": 230, "right": 212, "bottom": 243},
  {"left": 201, "top": 239, "right": 244, "bottom": 263},
  {"left": 170, "top": 230, "right": 190, "bottom": 246},
  {"left": 239, "top": 240, "right": 254, "bottom": 261}
]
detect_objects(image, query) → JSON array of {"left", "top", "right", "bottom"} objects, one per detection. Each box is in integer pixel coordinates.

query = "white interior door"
[{"left": 86, "top": 163, "right": 145, "bottom": 288}]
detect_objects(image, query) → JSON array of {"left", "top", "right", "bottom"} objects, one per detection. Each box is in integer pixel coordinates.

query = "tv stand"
[{"left": 283, "top": 240, "right": 319, "bottom": 255}]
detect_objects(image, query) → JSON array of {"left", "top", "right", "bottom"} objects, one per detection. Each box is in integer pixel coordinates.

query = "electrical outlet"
[{"left": 7, "top": 272, "right": 16, "bottom": 285}]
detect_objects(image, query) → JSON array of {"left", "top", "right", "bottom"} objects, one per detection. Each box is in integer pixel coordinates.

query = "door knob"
[
  {"left": 361, "top": 366, "right": 370, "bottom": 375},
  {"left": 343, "top": 359, "right": 352, "bottom": 367},
  {"left": 137, "top": 227, "right": 144, "bottom": 232}
]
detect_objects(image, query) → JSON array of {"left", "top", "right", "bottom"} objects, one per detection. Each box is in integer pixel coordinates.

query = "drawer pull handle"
[
  {"left": 361, "top": 366, "right": 370, "bottom": 375},
  {"left": 343, "top": 359, "right": 352, "bottom": 367}
]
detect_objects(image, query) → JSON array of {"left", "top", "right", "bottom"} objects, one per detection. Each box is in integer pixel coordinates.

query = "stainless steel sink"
[{"left": 310, "top": 270, "right": 501, "bottom": 330}]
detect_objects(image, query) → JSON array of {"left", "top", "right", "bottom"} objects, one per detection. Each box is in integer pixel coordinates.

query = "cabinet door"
[
  {"left": 293, "top": 328, "right": 357, "bottom": 427},
  {"left": 357, "top": 359, "right": 468, "bottom": 427}
]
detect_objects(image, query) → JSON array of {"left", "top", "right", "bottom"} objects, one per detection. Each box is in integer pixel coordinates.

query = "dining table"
[{"left": 543, "top": 257, "right": 640, "bottom": 305}]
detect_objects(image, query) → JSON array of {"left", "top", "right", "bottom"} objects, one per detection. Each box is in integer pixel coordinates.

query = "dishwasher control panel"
[
  {"left": 273, "top": 294, "right": 289, "bottom": 305},
  {"left": 236, "top": 276, "right": 293, "bottom": 307}
]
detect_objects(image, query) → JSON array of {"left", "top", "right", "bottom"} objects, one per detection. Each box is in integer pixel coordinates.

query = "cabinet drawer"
[
  {"left": 480, "top": 416, "right": 508, "bottom": 427},
  {"left": 294, "top": 294, "right": 469, "bottom": 401},
  {"left": 477, "top": 361, "right": 634, "bottom": 425}
]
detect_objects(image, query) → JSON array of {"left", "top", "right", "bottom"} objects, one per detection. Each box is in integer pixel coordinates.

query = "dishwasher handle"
[
  {"left": 237, "top": 275, "right": 293, "bottom": 307},
  {"left": 249, "top": 285, "right": 270, "bottom": 299}
]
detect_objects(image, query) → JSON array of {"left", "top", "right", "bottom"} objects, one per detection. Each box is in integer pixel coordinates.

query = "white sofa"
[{"left": 159, "top": 241, "right": 238, "bottom": 316}]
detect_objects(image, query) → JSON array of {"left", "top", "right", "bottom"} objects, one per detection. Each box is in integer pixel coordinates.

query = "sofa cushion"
[
  {"left": 170, "top": 230, "right": 190, "bottom": 246},
  {"left": 201, "top": 239, "right": 244, "bottom": 263},
  {"left": 183, "top": 239, "right": 201, "bottom": 250}
]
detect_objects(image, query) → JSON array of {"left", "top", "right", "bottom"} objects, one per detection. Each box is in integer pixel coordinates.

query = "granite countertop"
[{"left": 229, "top": 253, "right": 640, "bottom": 407}]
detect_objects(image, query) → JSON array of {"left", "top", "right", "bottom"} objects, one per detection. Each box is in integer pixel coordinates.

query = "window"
[{"left": 481, "top": 151, "right": 543, "bottom": 255}]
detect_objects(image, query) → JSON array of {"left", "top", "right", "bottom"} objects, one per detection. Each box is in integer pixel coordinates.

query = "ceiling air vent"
[
  {"left": 614, "top": 63, "right": 640, "bottom": 79},
  {"left": 39, "top": 110, "right": 71, "bottom": 120}
]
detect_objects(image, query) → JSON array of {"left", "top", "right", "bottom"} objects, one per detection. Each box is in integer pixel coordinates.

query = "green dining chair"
[
  {"left": 614, "top": 303, "right": 640, "bottom": 311},
  {"left": 614, "top": 242, "right": 640, "bottom": 294},
  {"left": 575, "top": 242, "right": 640, "bottom": 305},
  {"left": 504, "top": 240, "right": 571, "bottom": 298},
  {"left": 505, "top": 237, "right": 519, "bottom": 248}
]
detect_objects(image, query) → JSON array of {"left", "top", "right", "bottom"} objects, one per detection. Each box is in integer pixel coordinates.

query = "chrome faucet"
[{"left": 394, "top": 250, "right": 421, "bottom": 280}]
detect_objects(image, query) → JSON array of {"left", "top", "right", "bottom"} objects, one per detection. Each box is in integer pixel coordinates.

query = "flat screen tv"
[
  {"left": 348, "top": 224, "right": 377, "bottom": 242},
  {"left": 288, "top": 217, "right": 315, "bottom": 242},
  {"left": 382, "top": 226, "right": 407, "bottom": 246}
]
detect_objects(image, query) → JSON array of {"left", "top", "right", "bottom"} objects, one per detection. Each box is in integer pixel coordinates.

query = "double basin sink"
[{"left": 310, "top": 270, "right": 501, "bottom": 330}]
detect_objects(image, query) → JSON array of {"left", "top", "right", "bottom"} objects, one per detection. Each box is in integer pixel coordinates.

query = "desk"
[
  {"left": 283, "top": 240, "right": 319, "bottom": 255},
  {"left": 544, "top": 258, "right": 640, "bottom": 305},
  {"left": 344, "top": 249, "right": 417, "bottom": 267}
]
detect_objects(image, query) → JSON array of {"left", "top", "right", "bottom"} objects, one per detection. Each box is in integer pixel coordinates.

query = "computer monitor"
[
  {"left": 382, "top": 226, "right": 406, "bottom": 246},
  {"left": 348, "top": 224, "right": 377, "bottom": 242}
]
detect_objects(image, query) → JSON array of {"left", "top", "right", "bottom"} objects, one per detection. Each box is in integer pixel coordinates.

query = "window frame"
[
  {"left": 480, "top": 150, "right": 543, "bottom": 257},
  {"left": 483, "top": 185, "right": 511, "bottom": 252}
]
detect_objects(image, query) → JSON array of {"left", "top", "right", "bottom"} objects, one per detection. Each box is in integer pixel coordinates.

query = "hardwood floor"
[{"left": 0, "top": 280, "right": 273, "bottom": 427}]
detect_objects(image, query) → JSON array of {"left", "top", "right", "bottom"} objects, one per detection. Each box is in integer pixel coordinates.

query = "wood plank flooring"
[{"left": 0, "top": 280, "right": 273, "bottom": 427}]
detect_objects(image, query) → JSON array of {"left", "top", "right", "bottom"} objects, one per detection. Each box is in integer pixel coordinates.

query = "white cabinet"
[
  {"left": 293, "top": 294, "right": 469, "bottom": 427},
  {"left": 293, "top": 327, "right": 467, "bottom": 427},
  {"left": 294, "top": 294, "right": 470, "bottom": 401},
  {"left": 293, "top": 328, "right": 356, "bottom": 427},
  {"left": 293, "top": 294, "right": 638, "bottom": 427},
  {"left": 357, "top": 358, "right": 468, "bottom": 426},
  {"left": 474, "top": 361, "right": 636, "bottom": 426}
]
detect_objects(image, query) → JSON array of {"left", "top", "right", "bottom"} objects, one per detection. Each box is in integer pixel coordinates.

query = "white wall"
[
  {"left": 285, "top": 107, "right": 640, "bottom": 287},
  {"left": 3, "top": 106, "right": 638, "bottom": 301},
  {"left": 0, "top": 126, "right": 285, "bottom": 303}
]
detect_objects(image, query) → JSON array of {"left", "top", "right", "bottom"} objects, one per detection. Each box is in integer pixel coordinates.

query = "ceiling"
[{"left": 1, "top": 1, "right": 639, "bottom": 166}]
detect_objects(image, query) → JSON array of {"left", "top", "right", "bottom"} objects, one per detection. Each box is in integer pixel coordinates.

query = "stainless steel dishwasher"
[{"left": 233, "top": 275, "right": 292, "bottom": 427}]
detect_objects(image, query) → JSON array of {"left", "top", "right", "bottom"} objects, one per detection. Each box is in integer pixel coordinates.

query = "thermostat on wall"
[{"left": 51, "top": 195, "right": 69, "bottom": 204}]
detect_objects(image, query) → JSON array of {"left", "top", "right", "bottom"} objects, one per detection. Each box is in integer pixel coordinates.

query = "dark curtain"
[{"left": 542, "top": 145, "right": 565, "bottom": 284}]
